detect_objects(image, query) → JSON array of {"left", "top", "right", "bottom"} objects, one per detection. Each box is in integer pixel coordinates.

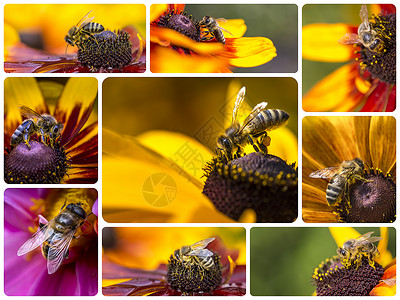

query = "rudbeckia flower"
[
  {"left": 103, "top": 79, "right": 297, "bottom": 222},
  {"left": 312, "top": 227, "right": 396, "bottom": 296},
  {"left": 150, "top": 4, "right": 277, "bottom": 73},
  {"left": 4, "top": 77, "right": 98, "bottom": 184},
  {"left": 303, "top": 4, "right": 396, "bottom": 112},
  {"left": 102, "top": 228, "right": 245, "bottom": 296},
  {"left": 302, "top": 116, "right": 396, "bottom": 223},
  {"left": 4, "top": 4, "right": 145, "bottom": 73},
  {"left": 4, "top": 188, "right": 98, "bottom": 296}
]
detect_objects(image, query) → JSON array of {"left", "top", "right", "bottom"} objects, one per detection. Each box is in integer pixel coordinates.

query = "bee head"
[
  {"left": 200, "top": 16, "right": 212, "bottom": 26},
  {"left": 337, "top": 247, "right": 349, "bottom": 259},
  {"left": 217, "top": 135, "right": 233, "bottom": 152},
  {"left": 66, "top": 203, "right": 87, "bottom": 219},
  {"left": 65, "top": 27, "right": 77, "bottom": 45},
  {"left": 50, "top": 123, "right": 64, "bottom": 139}
]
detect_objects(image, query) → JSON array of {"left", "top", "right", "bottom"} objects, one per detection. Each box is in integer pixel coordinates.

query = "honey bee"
[
  {"left": 173, "top": 238, "right": 216, "bottom": 271},
  {"left": 17, "top": 202, "right": 89, "bottom": 274},
  {"left": 216, "top": 87, "right": 289, "bottom": 161},
  {"left": 64, "top": 10, "right": 105, "bottom": 56},
  {"left": 339, "top": 5, "right": 384, "bottom": 52},
  {"left": 337, "top": 231, "right": 382, "bottom": 269},
  {"left": 199, "top": 16, "right": 232, "bottom": 44},
  {"left": 309, "top": 158, "right": 367, "bottom": 206},
  {"left": 10, "top": 106, "right": 64, "bottom": 149}
]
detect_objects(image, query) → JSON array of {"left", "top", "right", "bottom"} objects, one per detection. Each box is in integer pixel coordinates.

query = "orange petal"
[
  {"left": 303, "top": 63, "right": 362, "bottom": 112},
  {"left": 302, "top": 23, "right": 357, "bottom": 62},
  {"left": 369, "top": 263, "right": 396, "bottom": 296},
  {"left": 218, "top": 37, "right": 277, "bottom": 67},
  {"left": 151, "top": 27, "right": 224, "bottom": 55},
  {"left": 150, "top": 46, "right": 230, "bottom": 73}
]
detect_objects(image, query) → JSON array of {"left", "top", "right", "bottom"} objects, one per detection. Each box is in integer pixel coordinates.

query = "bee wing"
[
  {"left": 75, "top": 10, "right": 94, "bottom": 29},
  {"left": 238, "top": 102, "right": 269, "bottom": 134},
  {"left": 217, "top": 25, "right": 233, "bottom": 36},
  {"left": 309, "top": 166, "right": 340, "bottom": 179},
  {"left": 338, "top": 33, "right": 362, "bottom": 45},
  {"left": 46, "top": 229, "right": 76, "bottom": 274},
  {"left": 17, "top": 221, "right": 55, "bottom": 256},
  {"left": 232, "top": 87, "right": 246, "bottom": 124},
  {"left": 20, "top": 105, "right": 45, "bottom": 120},
  {"left": 187, "top": 248, "right": 214, "bottom": 258},
  {"left": 215, "top": 18, "right": 227, "bottom": 23},
  {"left": 359, "top": 4, "right": 371, "bottom": 31},
  {"left": 190, "top": 237, "right": 215, "bottom": 250}
]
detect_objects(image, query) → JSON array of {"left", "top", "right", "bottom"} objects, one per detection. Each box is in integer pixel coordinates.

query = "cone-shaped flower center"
[
  {"left": 203, "top": 152, "right": 297, "bottom": 222},
  {"left": 359, "top": 13, "right": 396, "bottom": 83},
  {"left": 5, "top": 140, "right": 69, "bottom": 184},
  {"left": 77, "top": 30, "right": 133, "bottom": 71},
  {"left": 155, "top": 10, "right": 201, "bottom": 42},
  {"left": 312, "top": 256, "right": 384, "bottom": 296},
  {"left": 336, "top": 170, "right": 396, "bottom": 222},
  {"left": 166, "top": 250, "right": 222, "bottom": 295}
]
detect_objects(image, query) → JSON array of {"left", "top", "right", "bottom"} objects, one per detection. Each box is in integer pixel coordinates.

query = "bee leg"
[
  {"left": 246, "top": 135, "right": 261, "bottom": 152},
  {"left": 23, "top": 132, "right": 31, "bottom": 149},
  {"left": 354, "top": 174, "right": 373, "bottom": 183}
]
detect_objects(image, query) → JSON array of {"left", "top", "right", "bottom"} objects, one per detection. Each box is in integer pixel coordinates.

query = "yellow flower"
[
  {"left": 150, "top": 4, "right": 277, "bottom": 72},
  {"left": 302, "top": 116, "right": 395, "bottom": 223},
  {"left": 4, "top": 4, "right": 145, "bottom": 73},
  {"left": 303, "top": 4, "right": 396, "bottom": 112},
  {"left": 4, "top": 77, "right": 98, "bottom": 184},
  {"left": 102, "top": 79, "right": 297, "bottom": 222}
]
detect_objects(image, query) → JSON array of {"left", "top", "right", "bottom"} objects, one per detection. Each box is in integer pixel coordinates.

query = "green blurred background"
[
  {"left": 186, "top": 4, "right": 298, "bottom": 73},
  {"left": 251, "top": 227, "right": 396, "bottom": 296},
  {"left": 302, "top": 4, "right": 371, "bottom": 94},
  {"left": 103, "top": 77, "right": 297, "bottom": 152}
]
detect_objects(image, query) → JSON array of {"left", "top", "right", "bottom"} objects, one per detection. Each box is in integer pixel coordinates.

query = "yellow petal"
[
  {"left": 219, "top": 19, "right": 247, "bottom": 38},
  {"left": 137, "top": 130, "right": 214, "bottom": 184},
  {"left": 303, "top": 64, "right": 362, "bottom": 112},
  {"left": 150, "top": 47, "right": 230, "bottom": 73},
  {"left": 329, "top": 227, "right": 361, "bottom": 247},
  {"left": 150, "top": 4, "right": 168, "bottom": 21},
  {"left": 302, "top": 23, "right": 356, "bottom": 62},
  {"left": 4, "top": 23, "right": 20, "bottom": 58},
  {"left": 219, "top": 37, "right": 277, "bottom": 68},
  {"left": 369, "top": 116, "right": 396, "bottom": 173},
  {"left": 4, "top": 78, "right": 46, "bottom": 132},
  {"left": 268, "top": 128, "right": 298, "bottom": 163},
  {"left": 376, "top": 227, "right": 393, "bottom": 267},
  {"left": 55, "top": 77, "right": 97, "bottom": 119}
]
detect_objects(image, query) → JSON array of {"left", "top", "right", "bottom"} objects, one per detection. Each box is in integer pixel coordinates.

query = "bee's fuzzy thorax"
[
  {"left": 166, "top": 251, "right": 222, "bottom": 295},
  {"left": 203, "top": 152, "right": 297, "bottom": 222},
  {"left": 4, "top": 140, "right": 69, "bottom": 184},
  {"left": 312, "top": 256, "right": 384, "bottom": 296},
  {"left": 77, "top": 30, "right": 133, "bottom": 71}
]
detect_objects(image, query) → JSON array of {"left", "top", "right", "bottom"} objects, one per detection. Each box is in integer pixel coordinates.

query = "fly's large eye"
[{"left": 72, "top": 205, "right": 87, "bottom": 219}]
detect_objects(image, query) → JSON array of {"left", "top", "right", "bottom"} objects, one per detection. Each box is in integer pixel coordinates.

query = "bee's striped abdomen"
[
  {"left": 82, "top": 22, "right": 104, "bottom": 33},
  {"left": 326, "top": 174, "right": 346, "bottom": 205}
]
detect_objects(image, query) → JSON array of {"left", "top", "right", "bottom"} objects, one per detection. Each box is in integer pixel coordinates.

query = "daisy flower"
[
  {"left": 4, "top": 77, "right": 98, "bottom": 184},
  {"left": 302, "top": 116, "right": 396, "bottom": 223},
  {"left": 4, "top": 188, "right": 98, "bottom": 296},
  {"left": 102, "top": 228, "right": 245, "bottom": 296},
  {"left": 312, "top": 227, "right": 396, "bottom": 296},
  {"left": 4, "top": 4, "right": 145, "bottom": 73},
  {"left": 150, "top": 4, "right": 277, "bottom": 73},
  {"left": 303, "top": 4, "right": 396, "bottom": 112},
  {"left": 102, "top": 79, "right": 297, "bottom": 222}
]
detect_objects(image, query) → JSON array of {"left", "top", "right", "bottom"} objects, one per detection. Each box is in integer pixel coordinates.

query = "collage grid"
[{"left": 0, "top": 0, "right": 397, "bottom": 298}]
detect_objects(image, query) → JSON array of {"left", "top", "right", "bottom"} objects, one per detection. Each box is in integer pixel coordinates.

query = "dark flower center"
[
  {"left": 312, "top": 256, "right": 384, "bottom": 296},
  {"left": 77, "top": 30, "right": 133, "bottom": 71},
  {"left": 166, "top": 250, "right": 222, "bottom": 295},
  {"left": 155, "top": 10, "right": 201, "bottom": 42},
  {"left": 359, "top": 13, "right": 396, "bottom": 83},
  {"left": 4, "top": 140, "right": 69, "bottom": 184},
  {"left": 203, "top": 152, "right": 298, "bottom": 222},
  {"left": 336, "top": 169, "right": 396, "bottom": 222}
]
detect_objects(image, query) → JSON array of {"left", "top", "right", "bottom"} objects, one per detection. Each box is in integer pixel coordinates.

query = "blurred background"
[
  {"left": 103, "top": 77, "right": 297, "bottom": 155},
  {"left": 4, "top": 4, "right": 146, "bottom": 55},
  {"left": 185, "top": 4, "right": 298, "bottom": 73},
  {"left": 302, "top": 4, "right": 374, "bottom": 94},
  {"left": 102, "top": 227, "right": 246, "bottom": 270},
  {"left": 251, "top": 227, "right": 396, "bottom": 296}
]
